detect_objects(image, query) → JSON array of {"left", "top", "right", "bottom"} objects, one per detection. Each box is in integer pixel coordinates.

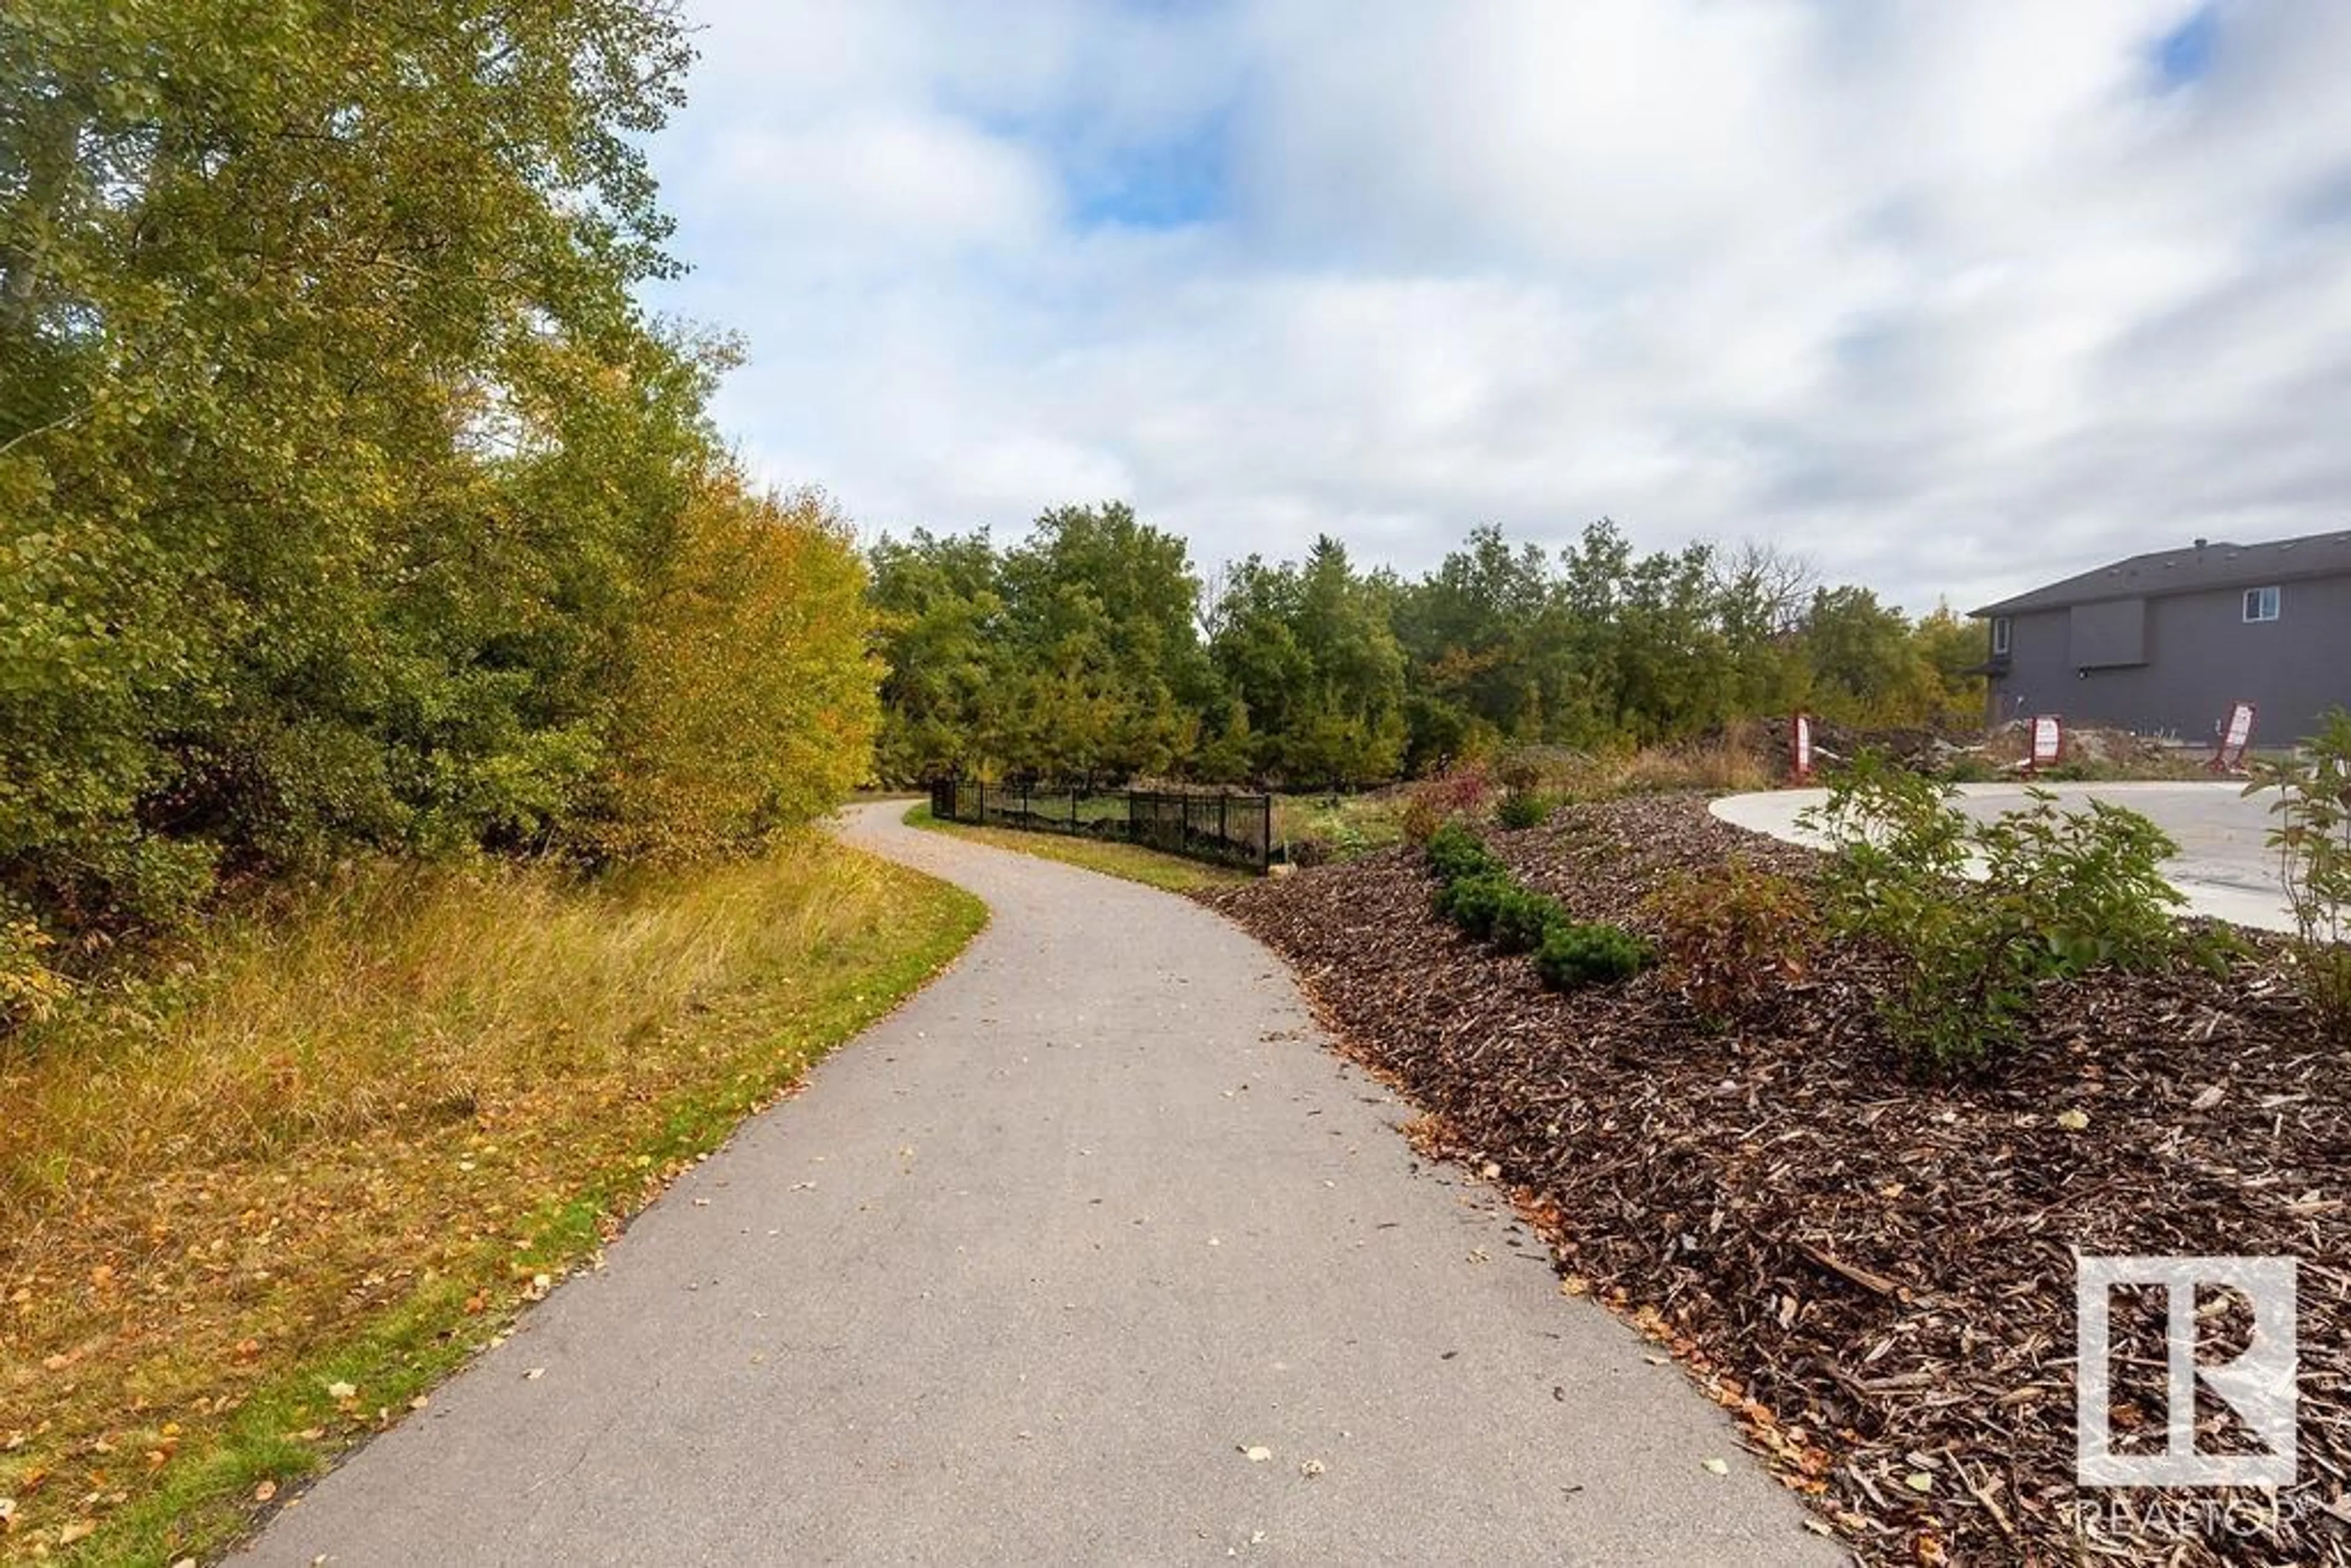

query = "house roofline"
[{"left": 1968, "top": 528, "right": 2351, "bottom": 618}]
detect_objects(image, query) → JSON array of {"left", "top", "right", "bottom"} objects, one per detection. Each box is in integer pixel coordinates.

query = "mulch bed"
[{"left": 1201, "top": 795, "right": 2350, "bottom": 1565}]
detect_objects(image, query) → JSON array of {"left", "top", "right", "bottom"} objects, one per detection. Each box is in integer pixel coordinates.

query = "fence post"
[
  {"left": 1260, "top": 796, "right": 1270, "bottom": 872},
  {"left": 1218, "top": 793, "right": 1228, "bottom": 851},
  {"left": 1071, "top": 787, "right": 1079, "bottom": 833}
]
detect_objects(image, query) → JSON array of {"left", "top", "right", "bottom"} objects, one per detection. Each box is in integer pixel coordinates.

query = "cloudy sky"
[{"left": 640, "top": 0, "right": 2351, "bottom": 615}]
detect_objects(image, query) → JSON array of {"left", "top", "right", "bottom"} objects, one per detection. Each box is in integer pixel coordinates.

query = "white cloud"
[
  {"left": 689, "top": 113, "right": 1058, "bottom": 262},
  {"left": 646, "top": 0, "right": 2351, "bottom": 615}
]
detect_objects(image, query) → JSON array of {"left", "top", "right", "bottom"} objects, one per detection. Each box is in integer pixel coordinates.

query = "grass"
[
  {"left": 1272, "top": 792, "right": 1409, "bottom": 864},
  {"left": 0, "top": 836, "right": 984, "bottom": 1565},
  {"left": 903, "top": 803, "right": 1253, "bottom": 894},
  {"left": 1561, "top": 730, "right": 1778, "bottom": 798}
]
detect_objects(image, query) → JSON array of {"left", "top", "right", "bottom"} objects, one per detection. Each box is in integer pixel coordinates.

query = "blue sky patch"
[
  {"left": 2154, "top": 4, "right": 2219, "bottom": 85},
  {"left": 1067, "top": 114, "right": 1231, "bottom": 230}
]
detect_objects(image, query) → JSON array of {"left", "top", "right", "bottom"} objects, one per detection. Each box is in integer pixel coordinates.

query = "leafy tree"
[
  {"left": 864, "top": 511, "right": 1995, "bottom": 795},
  {"left": 0, "top": 0, "right": 881, "bottom": 1000},
  {"left": 1392, "top": 524, "right": 1554, "bottom": 744},
  {"left": 997, "top": 502, "right": 1213, "bottom": 783},
  {"left": 1909, "top": 604, "right": 1991, "bottom": 730},
  {"left": 1799, "top": 585, "right": 1932, "bottom": 726},
  {"left": 593, "top": 479, "right": 877, "bottom": 860},
  {"left": 869, "top": 529, "right": 1005, "bottom": 784}
]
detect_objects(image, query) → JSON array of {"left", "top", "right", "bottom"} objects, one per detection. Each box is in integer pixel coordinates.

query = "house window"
[
  {"left": 1991, "top": 616, "right": 2012, "bottom": 656},
  {"left": 2244, "top": 585, "right": 2281, "bottom": 623}
]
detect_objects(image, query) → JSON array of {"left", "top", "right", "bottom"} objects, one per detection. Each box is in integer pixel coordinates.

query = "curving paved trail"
[{"left": 244, "top": 801, "right": 1834, "bottom": 1566}]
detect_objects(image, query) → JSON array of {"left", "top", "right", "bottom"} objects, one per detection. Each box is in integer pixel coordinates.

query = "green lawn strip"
[
  {"left": 84, "top": 857, "right": 984, "bottom": 1568},
  {"left": 903, "top": 803, "right": 1253, "bottom": 894},
  {"left": 1271, "top": 793, "right": 1406, "bottom": 863}
]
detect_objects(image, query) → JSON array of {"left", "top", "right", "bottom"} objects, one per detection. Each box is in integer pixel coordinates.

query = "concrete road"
[
  {"left": 1712, "top": 779, "right": 2293, "bottom": 932},
  {"left": 242, "top": 801, "right": 1836, "bottom": 1567}
]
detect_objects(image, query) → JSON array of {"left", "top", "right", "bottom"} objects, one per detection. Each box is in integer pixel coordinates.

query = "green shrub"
[
  {"left": 1802, "top": 752, "right": 2191, "bottom": 1073},
  {"left": 1534, "top": 921, "right": 1653, "bottom": 991},
  {"left": 1425, "top": 820, "right": 1503, "bottom": 885},
  {"left": 1495, "top": 790, "right": 1560, "bottom": 830},
  {"left": 1940, "top": 754, "right": 1999, "bottom": 784},
  {"left": 2246, "top": 709, "right": 2351, "bottom": 1037},
  {"left": 1642, "top": 858, "right": 1819, "bottom": 1022},
  {"left": 1488, "top": 886, "right": 1564, "bottom": 954},
  {"left": 1435, "top": 871, "right": 1516, "bottom": 939},
  {"left": 0, "top": 902, "right": 73, "bottom": 1033}
]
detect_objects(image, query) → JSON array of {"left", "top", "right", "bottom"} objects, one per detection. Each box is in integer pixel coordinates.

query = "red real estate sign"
[
  {"left": 2029, "top": 714, "right": 2064, "bottom": 773},
  {"left": 2211, "top": 700, "right": 2257, "bottom": 771}
]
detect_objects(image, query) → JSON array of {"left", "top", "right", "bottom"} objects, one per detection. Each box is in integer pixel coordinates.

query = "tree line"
[
  {"left": 2, "top": 2, "right": 873, "bottom": 1000},
  {"left": 870, "top": 506, "right": 1985, "bottom": 788}
]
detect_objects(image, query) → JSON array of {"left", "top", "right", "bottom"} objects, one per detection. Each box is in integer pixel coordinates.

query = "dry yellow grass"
[
  {"left": 1607, "top": 726, "right": 1777, "bottom": 796},
  {"left": 1486, "top": 725, "right": 1780, "bottom": 803},
  {"left": 0, "top": 836, "right": 982, "bottom": 1564}
]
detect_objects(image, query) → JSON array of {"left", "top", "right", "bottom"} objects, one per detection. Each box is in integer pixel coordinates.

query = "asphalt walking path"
[{"left": 244, "top": 801, "right": 1835, "bottom": 1566}]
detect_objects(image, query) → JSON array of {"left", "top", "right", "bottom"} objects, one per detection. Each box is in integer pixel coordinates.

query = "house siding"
[{"left": 1985, "top": 578, "right": 2351, "bottom": 745}]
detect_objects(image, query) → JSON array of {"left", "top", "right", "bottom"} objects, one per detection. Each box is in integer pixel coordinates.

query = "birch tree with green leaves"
[{"left": 2, "top": 1, "right": 880, "bottom": 1018}]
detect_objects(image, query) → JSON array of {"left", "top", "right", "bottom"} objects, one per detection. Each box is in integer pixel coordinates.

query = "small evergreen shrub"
[
  {"left": 1488, "top": 886, "right": 1564, "bottom": 954},
  {"left": 1424, "top": 820, "right": 1503, "bottom": 885},
  {"left": 1643, "top": 858, "right": 1819, "bottom": 1022},
  {"left": 1436, "top": 871, "right": 1516, "bottom": 939},
  {"left": 1495, "top": 790, "right": 1559, "bottom": 830},
  {"left": 1534, "top": 921, "right": 1654, "bottom": 991}
]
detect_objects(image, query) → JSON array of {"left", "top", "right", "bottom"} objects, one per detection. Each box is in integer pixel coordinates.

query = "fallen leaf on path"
[
  {"left": 523, "top": 1367, "right": 545, "bottom": 1381},
  {"left": 1240, "top": 1445, "right": 1272, "bottom": 1463},
  {"left": 1701, "top": 1458, "right": 1730, "bottom": 1476}
]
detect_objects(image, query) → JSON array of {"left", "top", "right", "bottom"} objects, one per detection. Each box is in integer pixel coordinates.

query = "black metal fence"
[{"left": 927, "top": 781, "right": 1271, "bottom": 873}]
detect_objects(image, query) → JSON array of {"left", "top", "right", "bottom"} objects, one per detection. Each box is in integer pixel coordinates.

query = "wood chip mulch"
[{"left": 1201, "top": 794, "right": 2350, "bottom": 1566}]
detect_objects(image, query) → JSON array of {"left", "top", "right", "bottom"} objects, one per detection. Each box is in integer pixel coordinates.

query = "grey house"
[{"left": 1970, "top": 530, "right": 2351, "bottom": 746}]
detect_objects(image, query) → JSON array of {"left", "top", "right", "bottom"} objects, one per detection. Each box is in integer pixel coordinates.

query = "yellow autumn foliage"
[{"left": 593, "top": 476, "right": 879, "bottom": 860}]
